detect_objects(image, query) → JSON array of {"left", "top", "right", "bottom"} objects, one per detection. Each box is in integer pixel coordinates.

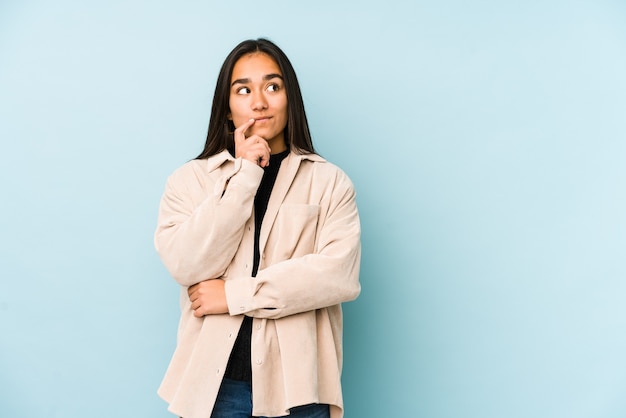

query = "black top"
[{"left": 224, "top": 149, "right": 290, "bottom": 382}]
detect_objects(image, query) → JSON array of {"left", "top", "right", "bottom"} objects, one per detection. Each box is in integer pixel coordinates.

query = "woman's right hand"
[{"left": 234, "top": 118, "right": 271, "bottom": 167}]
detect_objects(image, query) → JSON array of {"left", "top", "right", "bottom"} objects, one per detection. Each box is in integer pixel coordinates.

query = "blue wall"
[{"left": 1, "top": 1, "right": 625, "bottom": 417}]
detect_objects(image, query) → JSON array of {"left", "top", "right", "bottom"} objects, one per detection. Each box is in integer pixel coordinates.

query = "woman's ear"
[{"left": 227, "top": 112, "right": 232, "bottom": 120}]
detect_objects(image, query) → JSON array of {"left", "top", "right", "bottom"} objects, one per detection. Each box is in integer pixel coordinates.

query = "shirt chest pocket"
[{"left": 269, "top": 204, "right": 320, "bottom": 261}]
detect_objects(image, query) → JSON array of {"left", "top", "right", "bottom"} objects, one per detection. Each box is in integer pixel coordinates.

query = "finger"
[
  {"left": 245, "top": 137, "right": 271, "bottom": 156},
  {"left": 256, "top": 137, "right": 271, "bottom": 153},
  {"left": 187, "top": 284, "right": 197, "bottom": 296},
  {"left": 260, "top": 141, "right": 272, "bottom": 167},
  {"left": 192, "top": 298, "right": 204, "bottom": 311},
  {"left": 258, "top": 152, "right": 270, "bottom": 168},
  {"left": 237, "top": 141, "right": 271, "bottom": 167},
  {"left": 244, "top": 135, "right": 269, "bottom": 148},
  {"left": 234, "top": 118, "right": 256, "bottom": 142}
]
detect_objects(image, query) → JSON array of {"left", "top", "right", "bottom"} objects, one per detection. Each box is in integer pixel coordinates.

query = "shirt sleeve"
[
  {"left": 224, "top": 169, "right": 361, "bottom": 318},
  {"left": 155, "top": 158, "right": 264, "bottom": 287}
]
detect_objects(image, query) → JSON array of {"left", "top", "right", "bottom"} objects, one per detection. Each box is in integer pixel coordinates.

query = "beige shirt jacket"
[{"left": 155, "top": 150, "right": 361, "bottom": 418}]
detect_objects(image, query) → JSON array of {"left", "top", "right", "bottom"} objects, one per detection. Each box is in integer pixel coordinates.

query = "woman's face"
[{"left": 228, "top": 52, "right": 288, "bottom": 152}]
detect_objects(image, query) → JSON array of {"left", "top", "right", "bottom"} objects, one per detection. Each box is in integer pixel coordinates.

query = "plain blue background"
[{"left": 1, "top": 1, "right": 625, "bottom": 417}]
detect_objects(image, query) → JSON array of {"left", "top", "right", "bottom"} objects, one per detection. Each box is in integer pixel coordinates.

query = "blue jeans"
[{"left": 210, "top": 378, "right": 330, "bottom": 418}]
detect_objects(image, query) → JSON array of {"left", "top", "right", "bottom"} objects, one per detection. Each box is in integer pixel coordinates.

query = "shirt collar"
[{"left": 205, "top": 150, "right": 325, "bottom": 173}]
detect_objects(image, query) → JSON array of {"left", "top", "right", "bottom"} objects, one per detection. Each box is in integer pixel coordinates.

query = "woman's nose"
[{"left": 251, "top": 92, "right": 268, "bottom": 110}]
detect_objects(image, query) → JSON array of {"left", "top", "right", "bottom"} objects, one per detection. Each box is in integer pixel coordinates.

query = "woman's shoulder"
[
  {"left": 296, "top": 153, "right": 355, "bottom": 189},
  {"left": 304, "top": 152, "right": 348, "bottom": 172},
  {"left": 166, "top": 159, "right": 206, "bottom": 183},
  {"left": 168, "top": 152, "right": 231, "bottom": 180}
]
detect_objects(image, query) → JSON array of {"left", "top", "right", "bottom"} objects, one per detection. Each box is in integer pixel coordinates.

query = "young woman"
[{"left": 155, "top": 38, "right": 361, "bottom": 418}]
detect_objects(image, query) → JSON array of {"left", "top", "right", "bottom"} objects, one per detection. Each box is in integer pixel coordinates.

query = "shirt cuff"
[{"left": 224, "top": 277, "right": 256, "bottom": 315}]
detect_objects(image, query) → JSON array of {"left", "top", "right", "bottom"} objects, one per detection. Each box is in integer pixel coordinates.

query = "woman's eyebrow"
[
  {"left": 263, "top": 73, "right": 283, "bottom": 81},
  {"left": 231, "top": 73, "right": 284, "bottom": 86}
]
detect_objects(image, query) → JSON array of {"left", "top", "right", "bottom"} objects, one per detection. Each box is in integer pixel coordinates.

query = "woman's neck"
[{"left": 269, "top": 138, "right": 287, "bottom": 155}]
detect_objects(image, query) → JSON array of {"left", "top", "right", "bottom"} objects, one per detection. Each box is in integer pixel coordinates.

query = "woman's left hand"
[{"left": 188, "top": 280, "right": 229, "bottom": 317}]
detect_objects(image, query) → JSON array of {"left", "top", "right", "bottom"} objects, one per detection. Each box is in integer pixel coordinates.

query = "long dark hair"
[{"left": 196, "top": 38, "right": 315, "bottom": 159}]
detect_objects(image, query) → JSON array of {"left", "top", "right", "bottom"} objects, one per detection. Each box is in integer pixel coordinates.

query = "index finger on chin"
[{"left": 234, "top": 118, "right": 256, "bottom": 140}]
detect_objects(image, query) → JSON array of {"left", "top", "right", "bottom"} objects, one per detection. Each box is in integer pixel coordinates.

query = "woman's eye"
[
  {"left": 267, "top": 84, "right": 280, "bottom": 92},
  {"left": 236, "top": 87, "right": 250, "bottom": 94}
]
